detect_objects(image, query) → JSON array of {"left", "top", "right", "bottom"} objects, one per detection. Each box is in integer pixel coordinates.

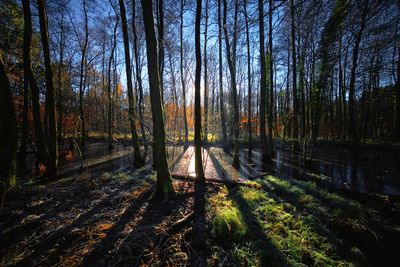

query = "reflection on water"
[{"left": 242, "top": 147, "right": 400, "bottom": 196}]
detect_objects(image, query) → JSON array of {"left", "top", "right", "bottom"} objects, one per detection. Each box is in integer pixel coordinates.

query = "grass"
[
  {"left": 206, "top": 175, "right": 377, "bottom": 266},
  {"left": 209, "top": 186, "right": 247, "bottom": 242}
]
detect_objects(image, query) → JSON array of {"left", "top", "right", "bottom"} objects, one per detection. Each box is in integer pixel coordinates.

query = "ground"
[{"left": 1, "top": 143, "right": 400, "bottom": 266}]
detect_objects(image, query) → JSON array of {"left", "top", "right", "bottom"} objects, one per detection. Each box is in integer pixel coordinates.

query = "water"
[{"left": 242, "top": 146, "right": 400, "bottom": 196}]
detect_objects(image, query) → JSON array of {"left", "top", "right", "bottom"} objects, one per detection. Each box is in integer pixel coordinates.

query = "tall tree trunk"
[
  {"left": 157, "top": 0, "right": 164, "bottom": 104},
  {"left": 349, "top": 0, "right": 369, "bottom": 154},
  {"left": 132, "top": 0, "right": 147, "bottom": 149},
  {"left": 180, "top": 0, "right": 189, "bottom": 144},
  {"left": 78, "top": 0, "right": 88, "bottom": 148},
  {"left": 258, "top": 0, "right": 272, "bottom": 164},
  {"left": 218, "top": 0, "right": 228, "bottom": 151},
  {"left": 57, "top": 13, "right": 64, "bottom": 151},
  {"left": 141, "top": 0, "right": 175, "bottom": 200},
  {"left": 195, "top": 0, "right": 205, "bottom": 181},
  {"left": 223, "top": 0, "right": 240, "bottom": 169},
  {"left": 119, "top": 0, "right": 144, "bottom": 167},
  {"left": 268, "top": 0, "right": 274, "bottom": 155},
  {"left": 21, "top": 0, "right": 48, "bottom": 168},
  {"left": 203, "top": 0, "right": 209, "bottom": 143},
  {"left": 290, "top": 0, "right": 299, "bottom": 149},
  {"left": 192, "top": 0, "right": 206, "bottom": 258},
  {"left": 108, "top": 8, "right": 118, "bottom": 149},
  {"left": 244, "top": 0, "right": 252, "bottom": 157},
  {"left": 38, "top": 0, "right": 58, "bottom": 176},
  {"left": 395, "top": 46, "right": 400, "bottom": 140},
  {"left": 0, "top": 58, "right": 17, "bottom": 193}
]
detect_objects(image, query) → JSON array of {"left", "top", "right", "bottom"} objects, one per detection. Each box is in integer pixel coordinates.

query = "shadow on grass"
[
  {"left": 260, "top": 175, "right": 400, "bottom": 267},
  {"left": 227, "top": 186, "right": 290, "bottom": 267}
]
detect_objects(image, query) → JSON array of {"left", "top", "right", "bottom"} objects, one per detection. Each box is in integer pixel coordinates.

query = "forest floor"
[{"left": 1, "top": 143, "right": 400, "bottom": 266}]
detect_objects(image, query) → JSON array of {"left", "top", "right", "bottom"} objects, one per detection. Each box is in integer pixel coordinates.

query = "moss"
[{"left": 210, "top": 186, "right": 247, "bottom": 242}]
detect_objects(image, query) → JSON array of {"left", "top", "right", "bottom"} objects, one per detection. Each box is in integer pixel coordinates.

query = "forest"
[{"left": 0, "top": 0, "right": 400, "bottom": 266}]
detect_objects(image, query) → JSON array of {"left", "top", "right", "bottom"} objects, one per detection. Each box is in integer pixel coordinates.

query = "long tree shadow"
[
  {"left": 261, "top": 175, "right": 400, "bottom": 266},
  {"left": 106, "top": 189, "right": 195, "bottom": 266},
  {"left": 227, "top": 185, "right": 290, "bottom": 267},
  {"left": 12, "top": 167, "right": 152, "bottom": 266}
]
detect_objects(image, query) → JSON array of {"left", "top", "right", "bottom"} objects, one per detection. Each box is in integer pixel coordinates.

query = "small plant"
[{"left": 233, "top": 242, "right": 262, "bottom": 267}]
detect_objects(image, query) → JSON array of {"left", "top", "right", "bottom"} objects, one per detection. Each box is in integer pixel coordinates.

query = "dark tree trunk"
[
  {"left": 157, "top": 0, "right": 164, "bottom": 104},
  {"left": 258, "top": 0, "right": 272, "bottom": 164},
  {"left": 203, "top": 0, "right": 209, "bottom": 143},
  {"left": 218, "top": 0, "right": 228, "bottom": 151},
  {"left": 21, "top": 0, "right": 48, "bottom": 168},
  {"left": 223, "top": 0, "right": 240, "bottom": 169},
  {"left": 0, "top": 58, "right": 17, "bottom": 193},
  {"left": 38, "top": 0, "right": 58, "bottom": 176},
  {"left": 132, "top": 0, "right": 147, "bottom": 149},
  {"left": 108, "top": 7, "right": 118, "bottom": 149},
  {"left": 268, "top": 0, "right": 274, "bottom": 155},
  {"left": 349, "top": 0, "right": 369, "bottom": 154},
  {"left": 180, "top": 0, "right": 189, "bottom": 144},
  {"left": 195, "top": 0, "right": 205, "bottom": 181},
  {"left": 290, "top": 0, "right": 299, "bottom": 149},
  {"left": 244, "top": 0, "right": 252, "bottom": 157},
  {"left": 119, "top": 0, "right": 144, "bottom": 167},
  {"left": 78, "top": 0, "right": 88, "bottom": 148},
  {"left": 141, "top": 0, "right": 175, "bottom": 200}
]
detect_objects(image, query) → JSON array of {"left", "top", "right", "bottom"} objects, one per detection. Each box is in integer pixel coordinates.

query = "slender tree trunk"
[
  {"left": 141, "top": 0, "right": 175, "bottom": 200},
  {"left": 21, "top": 0, "right": 48, "bottom": 168},
  {"left": 349, "top": 0, "right": 369, "bottom": 154},
  {"left": 258, "top": 0, "right": 272, "bottom": 164},
  {"left": 18, "top": 52, "right": 29, "bottom": 169},
  {"left": 0, "top": 58, "right": 17, "bottom": 192},
  {"left": 57, "top": 13, "right": 64, "bottom": 150},
  {"left": 290, "top": 0, "right": 299, "bottom": 149},
  {"left": 268, "top": 0, "right": 274, "bottom": 155},
  {"left": 244, "top": 0, "right": 252, "bottom": 157},
  {"left": 157, "top": 0, "right": 164, "bottom": 104},
  {"left": 395, "top": 46, "right": 400, "bottom": 140},
  {"left": 203, "top": 0, "right": 209, "bottom": 143},
  {"left": 119, "top": 0, "right": 144, "bottom": 167},
  {"left": 218, "top": 0, "right": 228, "bottom": 151},
  {"left": 132, "top": 0, "right": 147, "bottom": 149},
  {"left": 108, "top": 9, "right": 118, "bottom": 149},
  {"left": 223, "top": 0, "right": 240, "bottom": 169},
  {"left": 195, "top": 0, "right": 205, "bottom": 180},
  {"left": 180, "top": 0, "right": 189, "bottom": 144},
  {"left": 78, "top": 0, "right": 88, "bottom": 148},
  {"left": 38, "top": 0, "right": 58, "bottom": 176}
]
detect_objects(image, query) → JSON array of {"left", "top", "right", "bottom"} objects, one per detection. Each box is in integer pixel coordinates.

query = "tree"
[
  {"left": 118, "top": 0, "right": 144, "bottom": 167},
  {"left": 141, "top": 0, "right": 175, "bottom": 200},
  {"left": 108, "top": 1, "right": 118, "bottom": 149},
  {"left": 180, "top": 0, "right": 189, "bottom": 144},
  {"left": 195, "top": 0, "right": 205, "bottom": 181},
  {"left": 132, "top": 0, "right": 147, "bottom": 148},
  {"left": 244, "top": 0, "right": 252, "bottom": 157},
  {"left": 258, "top": 0, "right": 272, "bottom": 164},
  {"left": 21, "top": 0, "right": 48, "bottom": 169},
  {"left": 348, "top": 0, "right": 370, "bottom": 154},
  {"left": 223, "top": 0, "right": 240, "bottom": 169},
  {"left": 268, "top": 0, "right": 274, "bottom": 154},
  {"left": 290, "top": 0, "right": 299, "bottom": 149},
  {"left": 218, "top": 0, "right": 228, "bottom": 151},
  {"left": 38, "top": 0, "right": 58, "bottom": 176},
  {"left": 78, "top": 0, "right": 89, "bottom": 148},
  {"left": 203, "top": 0, "right": 209, "bottom": 143},
  {"left": 0, "top": 58, "right": 17, "bottom": 196}
]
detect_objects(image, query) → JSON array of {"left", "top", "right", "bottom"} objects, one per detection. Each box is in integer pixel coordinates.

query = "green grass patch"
[{"left": 209, "top": 186, "right": 247, "bottom": 242}]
